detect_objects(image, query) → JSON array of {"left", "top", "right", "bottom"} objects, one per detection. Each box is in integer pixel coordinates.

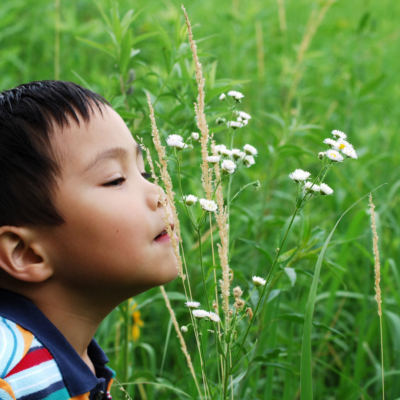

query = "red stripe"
[{"left": 5, "top": 348, "right": 53, "bottom": 377}]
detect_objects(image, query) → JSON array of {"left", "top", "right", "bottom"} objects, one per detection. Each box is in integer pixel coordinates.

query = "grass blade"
[{"left": 300, "top": 184, "right": 386, "bottom": 399}]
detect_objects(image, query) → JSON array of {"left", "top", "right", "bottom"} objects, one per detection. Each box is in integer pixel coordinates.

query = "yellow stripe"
[
  {"left": 0, "top": 379, "right": 16, "bottom": 400},
  {"left": 15, "top": 324, "right": 34, "bottom": 357},
  {"left": 70, "top": 393, "right": 90, "bottom": 400}
]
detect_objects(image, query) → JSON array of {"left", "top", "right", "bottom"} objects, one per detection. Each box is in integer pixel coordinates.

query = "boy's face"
[{"left": 41, "top": 105, "right": 178, "bottom": 301}]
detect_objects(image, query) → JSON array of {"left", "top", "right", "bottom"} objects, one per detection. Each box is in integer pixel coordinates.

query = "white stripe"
[
  {"left": 13, "top": 372, "right": 61, "bottom": 394},
  {"left": 0, "top": 324, "right": 7, "bottom": 362},
  {"left": 6, "top": 360, "right": 55, "bottom": 383}
]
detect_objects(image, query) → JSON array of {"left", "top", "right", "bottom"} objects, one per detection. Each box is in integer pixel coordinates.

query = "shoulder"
[{"left": 0, "top": 316, "right": 73, "bottom": 400}]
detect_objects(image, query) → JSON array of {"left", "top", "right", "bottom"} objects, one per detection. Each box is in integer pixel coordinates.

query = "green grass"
[{"left": 1, "top": 0, "right": 400, "bottom": 398}]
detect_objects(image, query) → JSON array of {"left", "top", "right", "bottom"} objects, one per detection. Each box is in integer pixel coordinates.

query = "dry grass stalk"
[
  {"left": 284, "top": 0, "right": 336, "bottom": 110},
  {"left": 146, "top": 93, "right": 182, "bottom": 242},
  {"left": 182, "top": 5, "right": 213, "bottom": 200},
  {"left": 212, "top": 150, "right": 231, "bottom": 320},
  {"left": 159, "top": 286, "right": 202, "bottom": 397},
  {"left": 277, "top": 0, "right": 287, "bottom": 33},
  {"left": 369, "top": 194, "right": 384, "bottom": 399}
]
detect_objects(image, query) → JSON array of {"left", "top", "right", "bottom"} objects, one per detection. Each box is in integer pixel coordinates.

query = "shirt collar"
[{"left": 0, "top": 288, "right": 112, "bottom": 397}]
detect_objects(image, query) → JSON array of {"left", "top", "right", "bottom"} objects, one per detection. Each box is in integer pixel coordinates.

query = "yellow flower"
[{"left": 131, "top": 303, "right": 144, "bottom": 342}]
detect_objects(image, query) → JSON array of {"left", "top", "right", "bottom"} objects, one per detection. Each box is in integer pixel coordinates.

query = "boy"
[{"left": 0, "top": 81, "right": 178, "bottom": 400}]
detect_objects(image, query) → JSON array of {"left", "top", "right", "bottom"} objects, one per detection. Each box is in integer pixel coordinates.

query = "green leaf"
[
  {"left": 119, "top": 30, "right": 133, "bottom": 75},
  {"left": 76, "top": 37, "right": 115, "bottom": 58},
  {"left": 277, "top": 247, "right": 297, "bottom": 263},
  {"left": 131, "top": 31, "right": 159, "bottom": 46},
  {"left": 117, "top": 110, "right": 140, "bottom": 120},
  {"left": 284, "top": 267, "right": 297, "bottom": 286},
  {"left": 238, "top": 238, "right": 273, "bottom": 264},
  {"left": 122, "top": 380, "right": 193, "bottom": 398},
  {"left": 300, "top": 184, "right": 386, "bottom": 400}
]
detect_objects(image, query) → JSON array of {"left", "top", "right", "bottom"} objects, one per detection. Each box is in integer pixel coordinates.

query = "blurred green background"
[{"left": 1, "top": 0, "right": 400, "bottom": 399}]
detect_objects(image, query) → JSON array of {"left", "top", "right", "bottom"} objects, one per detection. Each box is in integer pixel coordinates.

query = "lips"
[{"left": 154, "top": 224, "right": 174, "bottom": 241}]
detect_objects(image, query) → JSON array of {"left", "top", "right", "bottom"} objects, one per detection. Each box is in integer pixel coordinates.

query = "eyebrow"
[{"left": 81, "top": 143, "right": 143, "bottom": 175}]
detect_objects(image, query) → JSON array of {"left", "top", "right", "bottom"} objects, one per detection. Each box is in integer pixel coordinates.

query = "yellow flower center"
[{"left": 338, "top": 144, "right": 346, "bottom": 150}]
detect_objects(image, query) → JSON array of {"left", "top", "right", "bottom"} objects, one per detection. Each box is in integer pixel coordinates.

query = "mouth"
[{"left": 154, "top": 224, "right": 175, "bottom": 241}]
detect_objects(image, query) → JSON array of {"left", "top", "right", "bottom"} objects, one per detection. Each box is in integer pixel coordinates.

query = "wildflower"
[
  {"left": 241, "top": 119, "right": 248, "bottom": 126},
  {"left": 219, "top": 93, "right": 226, "bottom": 101},
  {"left": 243, "top": 144, "right": 257, "bottom": 155},
  {"left": 208, "top": 312, "right": 221, "bottom": 322},
  {"left": 216, "top": 117, "right": 226, "bottom": 125},
  {"left": 234, "top": 298, "right": 245, "bottom": 311},
  {"left": 231, "top": 149, "right": 246, "bottom": 161},
  {"left": 199, "top": 199, "right": 218, "bottom": 212},
  {"left": 227, "top": 121, "right": 243, "bottom": 129},
  {"left": 245, "top": 307, "right": 253, "bottom": 320},
  {"left": 166, "top": 134, "right": 184, "bottom": 147},
  {"left": 214, "top": 144, "right": 227, "bottom": 155},
  {"left": 253, "top": 181, "right": 261, "bottom": 190},
  {"left": 252, "top": 276, "right": 266, "bottom": 287},
  {"left": 185, "top": 301, "right": 200, "bottom": 308},
  {"left": 289, "top": 169, "right": 311, "bottom": 183},
  {"left": 233, "top": 286, "right": 243, "bottom": 298},
  {"left": 181, "top": 326, "right": 188, "bottom": 333},
  {"left": 304, "top": 181, "right": 320, "bottom": 192},
  {"left": 342, "top": 147, "right": 358, "bottom": 159},
  {"left": 333, "top": 139, "right": 354, "bottom": 152},
  {"left": 227, "top": 90, "right": 245, "bottom": 101},
  {"left": 184, "top": 195, "right": 198, "bottom": 206},
  {"left": 175, "top": 141, "right": 187, "bottom": 150},
  {"left": 243, "top": 155, "right": 255, "bottom": 168},
  {"left": 318, "top": 152, "right": 325, "bottom": 159},
  {"left": 191, "top": 132, "right": 200, "bottom": 141},
  {"left": 323, "top": 138, "right": 337, "bottom": 147},
  {"left": 332, "top": 129, "right": 347, "bottom": 139},
  {"left": 320, "top": 183, "right": 334, "bottom": 196},
  {"left": 131, "top": 303, "right": 144, "bottom": 342},
  {"left": 238, "top": 111, "right": 251, "bottom": 120},
  {"left": 237, "top": 117, "right": 243, "bottom": 122},
  {"left": 221, "top": 160, "right": 236, "bottom": 174},
  {"left": 207, "top": 155, "right": 221, "bottom": 164},
  {"left": 326, "top": 149, "right": 344, "bottom": 162},
  {"left": 220, "top": 148, "right": 232, "bottom": 157},
  {"left": 192, "top": 310, "right": 209, "bottom": 319}
]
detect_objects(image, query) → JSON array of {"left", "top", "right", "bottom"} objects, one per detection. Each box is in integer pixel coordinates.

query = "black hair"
[{"left": 0, "top": 80, "right": 110, "bottom": 227}]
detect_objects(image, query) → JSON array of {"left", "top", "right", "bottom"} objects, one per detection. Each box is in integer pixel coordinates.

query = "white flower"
[
  {"left": 304, "top": 181, "right": 320, "bottom": 192},
  {"left": 207, "top": 155, "right": 221, "bottom": 164},
  {"left": 184, "top": 195, "right": 198, "bottom": 206},
  {"left": 208, "top": 312, "right": 220, "bottom": 322},
  {"left": 175, "top": 141, "right": 186, "bottom": 150},
  {"left": 326, "top": 149, "right": 344, "bottom": 162},
  {"left": 252, "top": 276, "right": 266, "bottom": 287},
  {"left": 166, "top": 134, "right": 184, "bottom": 147},
  {"left": 214, "top": 144, "right": 227, "bottom": 155},
  {"left": 332, "top": 130, "right": 347, "bottom": 139},
  {"left": 289, "top": 169, "right": 311, "bottom": 183},
  {"left": 191, "top": 132, "right": 200, "bottom": 141},
  {"left": 318, "top": 152, "right": 325, "bottom": 159},
  {"left": 237, "top": 117, "right": 243, "bottom": 122},
  {"left": 238, "top": 111, "right": 251, "bottom": 120},
  {"left": 221, "top": 160, "right": 236, "bottom": 174},
  {"left": 199, "top": 199, "right": 218, "bottom": 212},
  {"left": 243, "top": 144, "right": 257, "bottom": 155},
  {"left": 342, "top": 147, "right": 358, "bottom": 159},
  {"left": 219, "top": 93, "right": 226, "bottom": 101},
  {"left": 192, "top": 310, "right": 209, "bottom": 319},
  {"left": 323, "top": 138, "right": 337, "bottom": 147},
  {"left": 243, "top": 155, "right": 255, "bottom": 167},
  {"left": 333, "top": 139, "right": 354, "bottom": 152},
  {"left": 227, "top": 90, "right": 245, "bottom": 100},
  {"left": 181, "top": 326, "right": 188, "bottom": 332},
  {"left": 227, "top": 121, "right": 243, "bottom": 129},
  {"left": 241, "top": 119, "right": 248, "bottom": 126},
  {"left": 320, "top": 183, "right": 334, "bottom": 196},
  {"left": 185, "top": 301, "right": 200, "bottom": 308},
  {"left": 231, "top": 149, "right": 246, "bottom": 161},
  {"left": 220, "top": 148, "right": 232, "bottom": 157}
]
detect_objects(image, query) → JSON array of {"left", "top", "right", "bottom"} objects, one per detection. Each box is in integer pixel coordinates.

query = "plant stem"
[
  {"left": 229, "top": 207, "right": 299, "bottom": 372},
  {"left": 124, "top": 299, "right": 130, "bottom": 392},
  {"left": 380, "top": 315, "right": 385, "bottom": 399},
  {"left": 197, "top": 228, "right": 211, "bottom": 311}
]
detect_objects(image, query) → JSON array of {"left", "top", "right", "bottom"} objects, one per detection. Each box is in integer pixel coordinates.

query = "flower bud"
[
  {"left": 318, "top": 152, "right": 325, "bottom": 160},
  {"left": 216, "top": 117, "right": 226, "bottom": 125},
  {"left": 191, "top": 132, "right": 200, "bottom": 141},
  {"left": 253, "top": 181, "right": 261, "bottom": 191},
  {"left": 181, "top": 326, "right": 188, "bottom": 333},
  {"left": 219, "top": 93, "right": 226, "bottom": 101}
]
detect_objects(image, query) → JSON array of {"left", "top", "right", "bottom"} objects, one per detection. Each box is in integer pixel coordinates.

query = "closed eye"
[{"left": 103, "top": 177, "right": 126, "bottom": 187}]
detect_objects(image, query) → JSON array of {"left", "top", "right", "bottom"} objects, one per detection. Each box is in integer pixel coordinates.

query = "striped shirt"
[{"left": 0, "top": 289, "right": 115, "bottom": 400}]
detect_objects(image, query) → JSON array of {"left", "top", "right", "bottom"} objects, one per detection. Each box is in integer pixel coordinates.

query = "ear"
[{"left": 0, "top": 226, "right": 53, "bottom": 283}]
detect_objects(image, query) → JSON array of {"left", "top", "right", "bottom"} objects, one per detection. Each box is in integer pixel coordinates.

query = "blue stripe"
[
  {"left": 27, "top": 345, "right": 44, "bottom": 354},
  {"left": 1, "top": 317, "right": 17, "bottom": 377},
  {"left": 19, "top": 379, "right": 66, "bottom": 400}
]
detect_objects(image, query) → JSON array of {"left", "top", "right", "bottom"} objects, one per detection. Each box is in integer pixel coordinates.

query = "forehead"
[{"left": 50, "top": 105, "right": 138, "bottom": 177}]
